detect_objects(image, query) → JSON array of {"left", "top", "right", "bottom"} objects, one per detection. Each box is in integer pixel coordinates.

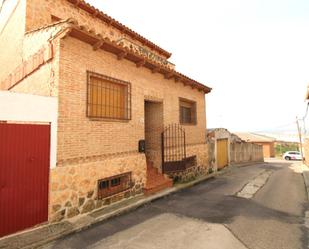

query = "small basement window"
[
  {"left": 87, "top": 71, "right": 131, "bottom": 120},
  {"left": 111, "top": 177, "right": 121, "bottom": 187},
  {"left": 97, "top": 172, "right": 132, "bottom": 199},
  {"left": 98, "top": 180, "right": 109, "bottom": 189},
  {"left": 179, "top": 98, "right": 197, "bottom": 125}
]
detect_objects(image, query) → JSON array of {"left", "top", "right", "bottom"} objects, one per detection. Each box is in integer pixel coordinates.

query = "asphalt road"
[{"left": 44, "top": 160, "right": 308, "bottom": 249}]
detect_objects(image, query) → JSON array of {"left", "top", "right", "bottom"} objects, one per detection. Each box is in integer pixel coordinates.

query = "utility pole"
[
  {"left": 0, "top": 0, "right": 5, "bottom": 14},
  {"left": 296, "top": 117, "right": 305, "bottom": 163}
]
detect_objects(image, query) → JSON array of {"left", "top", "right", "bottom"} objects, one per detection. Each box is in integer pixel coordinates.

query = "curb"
[
  {"left": 1, "top": 171, "right": 219, "bottom": 249},
  {"left": 231, "top": 161, "right": 266, "bottom": 168},
  {"left": 303, "top": 171, "right": 309, "bottom": 201},
  {"left": 40, "top": 173, "right": 217, "bottom": 248}
]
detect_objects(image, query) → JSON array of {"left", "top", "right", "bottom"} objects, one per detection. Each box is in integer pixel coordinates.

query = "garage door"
[
  {"left": 217, "top": 139, "right": 228, "bottom": 169},
  {"left": 0, "top": 123, "right": 50, "bottom": 237}
]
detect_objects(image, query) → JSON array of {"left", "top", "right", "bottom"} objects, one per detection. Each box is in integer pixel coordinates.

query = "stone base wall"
[
  {"left": 49, "top": 153, "right": 146, "bottom": 222},
  {"left": 168, "top": 143, "right": 209, "bottom": 182},
  {"left": 168, "top": 165, "right": 209, "bottom": 183}
]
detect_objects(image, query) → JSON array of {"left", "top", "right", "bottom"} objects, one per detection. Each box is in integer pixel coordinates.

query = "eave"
[
  {"left": 66, "top": 0, "right": 172, "bottom": 59},
  {"left": 64, "top": 20, "right": 212, "bottom": 94}
]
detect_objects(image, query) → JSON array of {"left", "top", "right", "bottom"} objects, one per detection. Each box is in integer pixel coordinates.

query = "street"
[{"left": 44, "top": 160, "right": 308, "bottom": 249}]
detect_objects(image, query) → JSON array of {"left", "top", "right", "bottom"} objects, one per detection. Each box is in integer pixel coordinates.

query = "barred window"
[
  {"left": 87, "top": 72, "right": 131, "bottom": 120},
  {"left": 179, "top": 98, "right": 197, "bottom": 125},
  {"left": 97, "top": 172, "right": 132, "bottom": 199}
]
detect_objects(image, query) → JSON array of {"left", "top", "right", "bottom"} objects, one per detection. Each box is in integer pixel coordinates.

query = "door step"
[{"left": 143, "top": 164, "right": 173, "bottom": 196}]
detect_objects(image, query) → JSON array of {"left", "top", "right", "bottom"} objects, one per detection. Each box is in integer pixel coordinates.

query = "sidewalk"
[
  {"left": 286, "top": 161, "right": 309, "bottom": 200},
  {"left": 0, "top": 162, "right": 264, "bottom": 249},
  {"left": 297, "top": 162, "right": 309, "bottom": 249},
  {"left": 0, "top": 167, "right": 232, "bottom": 249},
  {"left": 300, "top": 163, "right": 309, "bottom": 200}
]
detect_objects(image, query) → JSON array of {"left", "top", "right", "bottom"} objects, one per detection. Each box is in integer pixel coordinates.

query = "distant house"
[
  {"left": 207, "top": 129, "right": 264, "bottom": 170},
  {"left": 207, "top": 128, "right": 231, "bottom": 170},
  {"left": 235, "top": 133, "right": 276, "bottom": 158}
]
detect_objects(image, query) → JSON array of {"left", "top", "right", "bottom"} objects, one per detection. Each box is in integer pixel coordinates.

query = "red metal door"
[{"left": 0, "top": 123, "right": 50, "bottom": 237}]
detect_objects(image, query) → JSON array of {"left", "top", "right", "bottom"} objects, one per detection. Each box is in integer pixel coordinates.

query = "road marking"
[
  {"left": 236, "top": 170, "right": 273, "bottom": 199},
  {"left": 89, "top": 213, "right": 248, "bottom": 249}
]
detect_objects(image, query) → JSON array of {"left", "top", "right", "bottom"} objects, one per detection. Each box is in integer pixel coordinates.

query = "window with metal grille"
[
  {"left": 99, "top": 180, "right": 109, "bottom": 190},
  {"left": 97, "top": 172, "right": 132, "bottom": 199},
  {"left": 87, "top": 72, "right": 131, "bottom": 120},
  {"left": 111, "top": 177, "right": 121, "bottom": 187},
  {"left": 179, "top": 98, "right": 196, "bottom": 125}
]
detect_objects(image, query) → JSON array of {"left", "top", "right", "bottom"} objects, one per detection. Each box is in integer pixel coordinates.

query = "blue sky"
[{"left": 88, "top": 0, "right": 309, "bottom": 134}]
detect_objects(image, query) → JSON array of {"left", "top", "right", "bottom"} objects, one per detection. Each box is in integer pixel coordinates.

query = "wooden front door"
[
  {"left": 217, "top": 139, "right": 228, "bottom": 169},
  {"left": 0, "top": 123, "right": 50, "bottom": 237}
]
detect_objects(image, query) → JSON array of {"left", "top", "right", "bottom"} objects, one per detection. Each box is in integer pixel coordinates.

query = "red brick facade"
[{"left": 0, "top": 0, "right": 211, "bottom": 222}]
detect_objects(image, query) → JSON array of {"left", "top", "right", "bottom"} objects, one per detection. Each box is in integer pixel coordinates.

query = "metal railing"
[{"left": 161, "top": 123, "right": 197, "bottom": 173}]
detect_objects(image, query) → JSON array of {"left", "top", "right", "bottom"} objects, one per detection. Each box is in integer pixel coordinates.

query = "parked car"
[{"left": 283, "top": 151, "right": 302, "bottom": 161}]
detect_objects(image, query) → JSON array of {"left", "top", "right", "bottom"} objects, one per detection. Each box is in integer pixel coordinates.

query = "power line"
[
  {"left": 0, "top": 0, "right": 5, "bottom": 15},
  {"left": 256, "top": 104, "right": 309, "bottom": 134},
  {"left": 254, "top": 122, "right": 296, "bottom": 133}
]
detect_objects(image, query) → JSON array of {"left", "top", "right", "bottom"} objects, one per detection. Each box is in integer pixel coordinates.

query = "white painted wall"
[{"left": 0, "top": 91, "right": 58, "bottom": 168}]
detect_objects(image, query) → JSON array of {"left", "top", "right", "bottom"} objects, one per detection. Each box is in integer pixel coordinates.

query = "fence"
[
  {"left": 230, "top": 141, "right": 264, "bottom": 165},
  {"left": 206, "top": 136, "right": 264, "bottom": 170}
]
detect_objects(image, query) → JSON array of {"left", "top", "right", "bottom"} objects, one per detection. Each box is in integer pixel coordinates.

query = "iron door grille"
[
  {"left": 162, "top": 123, "right": 186, "bottom": 163},
  {"left": 161, "top": 123, "right": 197, "bottom": 173}
]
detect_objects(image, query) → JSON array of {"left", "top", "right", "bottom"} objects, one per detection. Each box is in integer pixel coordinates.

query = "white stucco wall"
[{"left": 0, "top": 91, "right": 58, "bottom": 168}]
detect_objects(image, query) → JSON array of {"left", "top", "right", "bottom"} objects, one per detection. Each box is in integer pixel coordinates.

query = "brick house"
[
  {"left": 0, "top": 0, "right": 211, "bottom": 234},
  {"left": 207, "top": 129, "right": 264, "bottom": 170}
]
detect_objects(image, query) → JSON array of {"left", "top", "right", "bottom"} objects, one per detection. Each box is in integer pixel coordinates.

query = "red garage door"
[{"left": 0, "top": 123, "right": 50, "bottom": 237}]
